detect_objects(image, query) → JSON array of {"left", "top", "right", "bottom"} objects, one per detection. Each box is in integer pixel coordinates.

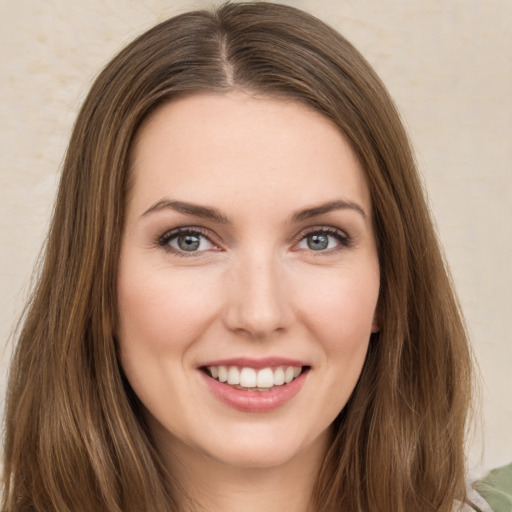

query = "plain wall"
[{"left": 1, "top": 0, "right": 511, "bottom": 481}]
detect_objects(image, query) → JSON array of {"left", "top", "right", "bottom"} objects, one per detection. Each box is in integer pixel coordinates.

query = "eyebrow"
[
  {"left": 142, "top": 199, "right": 230, "bottom": 223},
  {"left": 141, "top": 198, "right": 366, "bottom": 223},
  {"left": 290, "top": 199, "right": 367, "bottom": 222}
]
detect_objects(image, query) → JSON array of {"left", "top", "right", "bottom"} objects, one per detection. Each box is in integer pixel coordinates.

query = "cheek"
[
  {"left": 293, "top": 264, "right": 379, "bottom": 352},
  {"left": 117, "top": 264, "right": 221, "bottom": 354},
  {"left": 287, "top": 265, "right": 379, "bottom": 434},
  {"left": 116, "top": 263, "right": 222, "bottom": 418}
]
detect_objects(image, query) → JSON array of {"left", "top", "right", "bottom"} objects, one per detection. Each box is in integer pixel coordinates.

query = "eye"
[
  {"left": 296, "top": 228, "right": 350, "bottom": 252},
  {"left": 159, "top": 228, "right": 217, "bottom": 255}
]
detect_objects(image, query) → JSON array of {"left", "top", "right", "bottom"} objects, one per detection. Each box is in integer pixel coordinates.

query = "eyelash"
[
  {"left": 295, "top": 227, "right": 353, "bottom": 255},
  {"left": 157, "top": 226, "right": 352, "bottom": 257},
  {"left": 157, "top": 227, "right": 217, "bottom": 257}
]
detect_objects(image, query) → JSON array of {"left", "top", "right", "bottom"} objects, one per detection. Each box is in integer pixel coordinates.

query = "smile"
[
  {"left": 199, "top": 359, "right": 310, "bottom": 412},
  {"left": 206, "top": 365, "right": 303, "bottom": 391}
]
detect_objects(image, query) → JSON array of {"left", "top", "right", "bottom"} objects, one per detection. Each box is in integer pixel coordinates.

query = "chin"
[
  {"left": 212, "top": 444, "right": 298, "bottom": 469},
  {"left": 199, "top": 422, "right": 331, "bottom": 471}
]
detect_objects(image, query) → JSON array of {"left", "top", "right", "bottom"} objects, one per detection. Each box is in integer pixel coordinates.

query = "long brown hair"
[{"left": 2, "top": 2, "right": 472, "bottom": 511}]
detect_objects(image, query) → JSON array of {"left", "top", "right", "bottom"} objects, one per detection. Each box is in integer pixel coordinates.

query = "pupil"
[
  {"left": 308, "top": 234, "right": 328, "bottom": 250},
  {"left": 178, "top": 234, "right": 200, "bottom": 251}
]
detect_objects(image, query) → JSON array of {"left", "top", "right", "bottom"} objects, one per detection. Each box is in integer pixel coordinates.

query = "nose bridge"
[{"left": 223, "top": 246, "right": 292, "bottom": 337}]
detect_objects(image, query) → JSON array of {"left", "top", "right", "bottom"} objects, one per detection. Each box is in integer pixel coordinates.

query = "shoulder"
[{"left": 454, "top": 493, "right": 493, "bottom": 512}]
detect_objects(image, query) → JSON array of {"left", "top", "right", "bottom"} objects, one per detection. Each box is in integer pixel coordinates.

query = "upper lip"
[{"left": 198, "top": 357, "right": 308, "bottom": 370}]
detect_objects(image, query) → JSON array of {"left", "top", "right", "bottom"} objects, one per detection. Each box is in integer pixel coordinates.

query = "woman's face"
[{"left": 117, "top": 92, "right": 380, "bottom": 472}]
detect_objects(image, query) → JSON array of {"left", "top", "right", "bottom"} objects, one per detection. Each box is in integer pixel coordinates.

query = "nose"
[{"left": 222, "top": 250, "right": 293, "bottom": 339}]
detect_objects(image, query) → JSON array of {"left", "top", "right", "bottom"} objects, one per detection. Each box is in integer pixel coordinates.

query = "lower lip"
[{"left": 201, "top": 370, "right": 308, "bottom": 413}]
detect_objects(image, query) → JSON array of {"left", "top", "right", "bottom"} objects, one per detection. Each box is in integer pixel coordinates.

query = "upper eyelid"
[
  {"left": 157, "top": 226, "right": 219, "bottom": 248},
  {"left": 294, "top": 225, "right": 349, "bottom": 240},
  {"left": 293, "top": 226, "right": 353, "bottom": 253},
  {"left": 159, "top": 226, "right": 214, "bottom": 239},
  {"left": 159, "top": 224, "right": 347, "bottom": 238},
  {"left": 156, "top": 228, "right": 221, "bottom": 258},
  {"left": 156, "top": 225, "right": 351, "bottom": 252}
]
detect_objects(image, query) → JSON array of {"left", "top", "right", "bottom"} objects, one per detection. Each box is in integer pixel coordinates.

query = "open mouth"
[{"left": 202, "top": 365, "right": 310, "bottom": 391}]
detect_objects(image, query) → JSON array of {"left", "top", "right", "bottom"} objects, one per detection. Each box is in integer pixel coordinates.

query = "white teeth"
[
  {"left": 227, "top": 366, "right": 240, "bottom": 385},
  {"left": 207, "top": 365, "right": 303, "bottom": 389},
  {"left": 240, "top": 367, "right": 256, "bottom": 388},
  {"left": 218, "top": 365, "right": 228, "bottom": 383},
  {"left": 273, "top": 367, "right": 285, "bottom": 385},
  {"left": 284, "top": 366, "right": 295, "bottom": 383},
  {"left": 256, "top": 368, "right": 274, "bottom": 388}
]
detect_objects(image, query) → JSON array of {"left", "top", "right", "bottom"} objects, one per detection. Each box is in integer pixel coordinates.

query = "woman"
[{"left": 2, "top": 2, "right": 473, "bottom": 511}]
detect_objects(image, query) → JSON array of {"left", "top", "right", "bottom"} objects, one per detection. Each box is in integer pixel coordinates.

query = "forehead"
[{"left": 128, "top": 91, "right": 371, "bottom": 219}]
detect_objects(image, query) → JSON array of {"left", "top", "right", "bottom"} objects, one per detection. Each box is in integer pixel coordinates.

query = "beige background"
[{"left": 1, "top": 0, "right": 511, "bottom": 481}]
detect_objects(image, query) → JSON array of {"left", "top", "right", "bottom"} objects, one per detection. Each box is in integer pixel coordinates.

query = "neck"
[{"left": 156, "top": 428, "right": 329, "bottom": 512}]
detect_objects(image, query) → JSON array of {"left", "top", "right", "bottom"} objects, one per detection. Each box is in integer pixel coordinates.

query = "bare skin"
[{"left": 118, "top": 91, "right": 380, "bottom": 512}]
